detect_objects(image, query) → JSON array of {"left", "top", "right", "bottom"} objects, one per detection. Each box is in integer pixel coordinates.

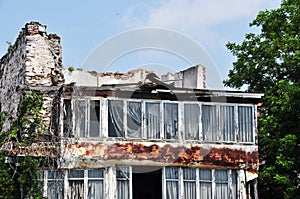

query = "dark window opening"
[
  {"left": 89, "top": 100, "right": 100, "bottom": 137},
  {"left": 63, "top": 99, "right": 72, "bottom": 137},
  {"left": 133, "top": 167, "right": 162, "bottom": 199}
]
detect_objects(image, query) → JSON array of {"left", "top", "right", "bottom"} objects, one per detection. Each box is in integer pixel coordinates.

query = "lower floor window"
[{"left": 42, "top": 167, "right": 239, "bottom": 199}]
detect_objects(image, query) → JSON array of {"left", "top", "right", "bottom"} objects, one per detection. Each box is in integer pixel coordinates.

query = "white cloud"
[{"left": 122, "top": 0, "right": 280, "bottom": 29}]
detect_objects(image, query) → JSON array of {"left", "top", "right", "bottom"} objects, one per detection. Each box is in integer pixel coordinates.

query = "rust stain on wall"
[{"left": 65, "top": 142, "right": 258, "bottom": 171}]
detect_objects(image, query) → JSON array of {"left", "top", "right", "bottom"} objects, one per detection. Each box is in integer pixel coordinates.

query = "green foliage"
[
  {"left": 68, "top": 66, "right": 75, "bottom": 72},
  {"left": 224, "top": 0, "right": 300, "bottom": 198},
  {"left": 0, "top": 92, "right": 46, "bottom": 198},
  {"left": 6, "top": 41, "right": 13, "bottom": 52}
]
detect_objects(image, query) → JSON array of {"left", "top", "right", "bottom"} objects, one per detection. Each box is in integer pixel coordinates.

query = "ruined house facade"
[{"left": 0, "top": 22, "right": 263, "bottom": 199}]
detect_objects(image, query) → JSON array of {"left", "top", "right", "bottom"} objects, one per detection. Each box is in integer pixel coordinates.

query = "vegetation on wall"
[
  {"left": 0, "top": 92, "right": 47, "bottom": 199},
  {"left": 224, "top": 0, "right": 300, "bottom": 198}
]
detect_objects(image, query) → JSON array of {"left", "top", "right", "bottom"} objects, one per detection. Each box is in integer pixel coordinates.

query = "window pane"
[
  {"left": 220, "top": 106, "right": 234, "bottom": 141},
  {"left": 88, "top": 180, "right": 104, "bottom": 199},
  {"left": 88, "top": 170, "right": 104, "bottom": 178},
  {"left": 199, "top": 169, "right": 212, "bottom": 199},
  {"left": 68, "top": 180, "right": 84, "bottom": 198},
  {"left": 145, "top": 102, "right": 160, "bottom": 139},
  {"left": 63, "top": 99, "right": 72, "bottom": 137},
  {"left": 215, "top": 170, "right": 228, "bottom": 199},
  {"left": 166, "top": 181, "right": 179, "bottom": 199},
  {"left": 238, "top": 106, "right": 253, "bottom": 142},
  {"left": 183, "top": 168, "right": 196, "bottom": 180},
  {"left": 165, "top": 167, "right": 179, "bottom": 179},
  {"left": 74, "top": 100, "right": 86, "bottom": 137},
  {"left": 90, "top": 100, "right": 100, "bottom": 137},
  {"left": 232, "top": 170, "right": 237, "bottom": 199},
  {"left": 68, "top": 170, "right": 84, "bottom": 178},
  {"left": 48, "top": 170, "right": 64, "bottom": 179},
  {"left": 117, "top": 167, "right": 130, "bottom": 199},
  {"left": 184, "top": 104, "right": 200, "bottom": 140},
  {"left": 127, "top": 101, "right": 142, "bottom": 138},
  {"left": 202, "top": 105, "right": 217, "bottom": 141},
  {"left": 183, "top": 168, "right": 196, "bottom": 199},
  {"left": 164, "top": 103, "right": 178, "bottom": 139},
  {"left": 47, "top": 181, "right": 64, "bottom": 199},
  {"left": 108, "top": 100, "right": 124, "bottom": 137},
  {"left": 199, "top": 169, "right": 212, "bottom": 181}
]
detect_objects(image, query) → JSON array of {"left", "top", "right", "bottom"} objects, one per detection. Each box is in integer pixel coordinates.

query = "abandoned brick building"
[{"left": 0, "top": 22, "right": 263, "bottom": 199}]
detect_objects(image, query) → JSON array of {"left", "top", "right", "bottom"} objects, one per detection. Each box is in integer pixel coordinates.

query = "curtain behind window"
[
  {"left": 88, "top": 180, "right": 104, "bottom": 199},
  {"left": 183, "top": 168, "right": 196, "bottom": 199},
  {"left": 215, "top": 170, "right": 228, "bottom": 199},
  {"left": 117, "top": 167, "right": 130, "bottom": 199},
  {"left": 184, "top": 104, "right": 200, "bottom": 140},
  {"left": 74, "top": 100, "right": 87, "bottom": 137},
  {"left": 145, "top": 102, "right": 160, "bottom": 139},
  {"left": 199, "top": 169, "right": 212, "bottom": 199},
  {"left": 89, "top": 100, "right": 100, "bottom": 137},
  {"left": 166, "top": 167, "right": 179, "bottom": 199},
  {"left": 127, "top": 101, "right": 142, "bottom": 138},
  {"left": 220, "top": 106, "right": 234, "bottom": 141},
  {"left": 108, "top": 100, "right": 124, "bottom": 137},
  {"left": 164, "top": 103, "right": 178, "bottom": 139},
  {"left": 238, "top": 106, "right": 253, "bottom": 142},
  {"left": 202, "top": 105, "right": 217, "bottom": 141}
]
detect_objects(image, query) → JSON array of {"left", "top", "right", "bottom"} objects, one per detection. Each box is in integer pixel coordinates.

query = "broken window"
[
  {"left": 67, "top": 170, "right": 84, "bottom": 198},
  {"left": 165, "top": 167, "right": 179, "bottom": 199},
  {"left": 238, "top": 106, "right": 253, "bottom": 142},
  {"left": 116, "top": 166, "right": 130, "bottom": 199},
  {"left": 108, "top": 100, "right": 124, "bottom": 137},
  {"left": 220, "top": 106, "right": 235, "bottom": 141},
  {"left": 127, "top": 101, "right": 142, "bottom": 138},
  {"left": 63, "top": 99, "right": 72, "bottom": 137},
  {"left": 183, "top": 167, "right": 196, "bottom": 198},
  {"left": 202, "top": 105, "right": 217, "bottom": 141},
  {"left": 164, "top": 103, "right": 178, "bottom": 139},
  {"left": 89, "top": 100, "right": 100, "bottom": 137},
  {"left": 145, "top": 102, "right": 160, "bottom": 139},
  {"left": 46, "top": 170, "right": 64, "bottom": 199},
  {"left": 215, "top": 170, "right": 228, "bottom": 198},
  {"left": 184, "top": 103, "right": 200, "bottom": 140},
  {"left": 74, "top": 100, "right": 87, "bottom": 137},
  {"left": 88, "top": 170, "right": 105, "bottom": 199},
  {"left": 199, "top": 169, "right": 212, "bottom": 199}
]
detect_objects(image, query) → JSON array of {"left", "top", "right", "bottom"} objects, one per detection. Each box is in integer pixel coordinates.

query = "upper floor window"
[{"left": 63, "top": 98, "right": 255, "bottom": 143}]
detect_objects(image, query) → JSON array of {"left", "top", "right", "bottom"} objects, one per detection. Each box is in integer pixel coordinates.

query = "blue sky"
[{"left": 0, "top": 0, "right": 281, "bottom": 89}]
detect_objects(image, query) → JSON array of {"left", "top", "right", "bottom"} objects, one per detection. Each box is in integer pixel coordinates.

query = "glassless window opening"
[
  {"left": 116, "top": 167, "right": 130, "bottom": 199},
  {"left": 184, "top": 104, "right": 200, "bottom": 140},
  {"left": 145, "top": 102, "right": 161, "bottom": 139},
  {"left": 238, "top": 106, "right": 254, "bottom": 142}
]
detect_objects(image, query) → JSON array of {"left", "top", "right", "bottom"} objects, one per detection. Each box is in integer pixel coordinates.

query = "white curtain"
[
  {"left": 220, "top": 106, "right": 234, "bottom": 141},
  {"left": 145, "top": 102, "right": 160, "bottom": 139},
  {"left": 127, "top": 101, "right": 142, "bottom": 138},
  {"left": 166, "top": 167, "right": 179, "bottom": 199},
  {"left": 199, "top": 169, "right": 212, "bottom": 199},
  {"left": 88, "top": 180, "right": 104, "bottom": 199},
  {"left": 202, "top": 105, "right": 217, "bottom": 141},
  {"left": 183, "top": 168, "right": 196, "bottom": 199},
  {"left": 68, "top": 180, "right": 84, "bottom": 199},
  {"left": 164, "top": 103, "right": 178, "bottom": 139},
  {"left": 184, "top": 104, "right": 200, "bottom": 140},
  {"left": 117, "top": 167, "right": 130, "bottom": 199},
  {"left": 215, "top": 170, "right": 228, "bottom": 199},
  {"left": 74, "top": 100, "right": 87, "bottom": 137},
  {"left": 108, "top": 100, "right": 124, "bottom": 137},
  {"left": 238, "top": 106, "right": 253, "bottom": 142}
]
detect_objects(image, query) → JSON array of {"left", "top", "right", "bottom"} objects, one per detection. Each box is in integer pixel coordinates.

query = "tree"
[
  {"left": 0, "top": 92, "right": 46, "bottom": 199},
  {"left": 224, "top": 0, "right": 300, "bottom": 198}
]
